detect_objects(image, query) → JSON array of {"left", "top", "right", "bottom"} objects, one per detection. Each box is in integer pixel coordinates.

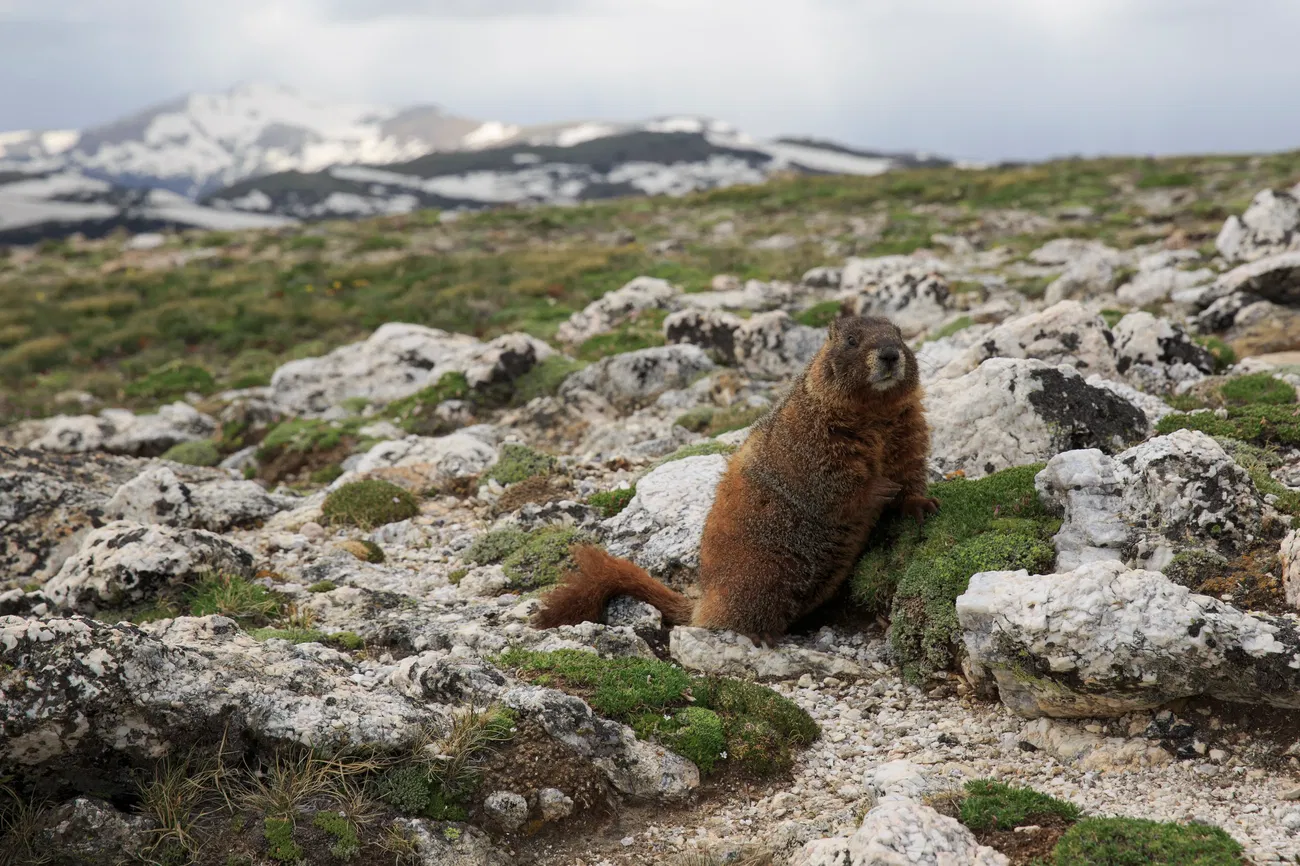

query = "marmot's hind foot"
[{"left": 901, "top": 495, "right": 940, "bottom": 525}]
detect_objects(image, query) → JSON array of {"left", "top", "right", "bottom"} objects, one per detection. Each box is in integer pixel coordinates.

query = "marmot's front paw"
[{"left": 902, "top": 495, "right": 940, "bottom": 525}]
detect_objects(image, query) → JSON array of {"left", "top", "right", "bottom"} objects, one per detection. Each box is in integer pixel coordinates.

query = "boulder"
[
  {"left": 1116, "top": 256, "right": 1214, "bottom": 307},
  {"left": 402, "top": 819, "right": 513, "bottom": 866},
  {"left": 957, "top": 560, "right": 1300, "bottom": 718},
  {"left": 677, "top": 279, "right": 797, "bottom": 312},
  {"left": 936, "top": 301, "right": 1119, "bottom": 380},
  {"left": 1209, "top": 250, "right": 1300, "bottom": 309},
  {"left": 790, "top": 799, "right": 1008, "bottom": 866},
  {"left": 559, "top": 345, "right": 716, "bottom": 413},
  {"left": 36, "top": 797, "right": 157, "bottom": 866},
  {"left": 840, "top": 271, "right": 951, "bottom": 337},
  {"left": 1111, "top": 311, "right": 1215, "bottom": 392},
  {"left": 350, "top": 432, "right": 498, "bottom": 486},
  {"left": 270, "top": 323, "right": 553, "bottom": 415},
  {"left": 602, "top": 454, "right": 728, "bottom": 574},
  {"left": 104, "top": 465, "right": 292, "bottom": 531},
  {"left": 42, "top": 521, "right": 255, "bottom": 614},
  {"left": 28, "top": 403, "right": 217, "bottom": 458},
  {"left": 1043, "top": 251, "right": 1115, "bottom": 304},
  {"left": 1216, "top": 186, "right": 1300, "bottom": 263},
  {"left": 924, "top": 358, "right": 1148, "bottom": 479},
  {"left": 663, "top": 308, "right": 743, "bottom": 364},
  {"left": 841, "top": 254, "right": 944, "bottom": 289},
  {"left": 1028, "top": 238, "right": 1120, "bottom": 267},
  {"left": 0, "top": 447, "right": 144, "bottom": 582},
  {"left": 802, "top": 266, "right": 843, "bottom": 289},
  {"left": 1037, "top": 430, "right": 1267, "bottom": 573},
  {"left": 732, "top": 311, "right": 826, "bottom": 379},
  {"left": 555, "top": 276, "right": 679, "bottom": 344},
  {"left": 482, "top": 791, "right": 529, "bottom": 831}
]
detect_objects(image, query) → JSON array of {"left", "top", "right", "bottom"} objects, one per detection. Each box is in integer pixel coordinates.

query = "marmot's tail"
[{"left": 532, "top": 545, "right": 694, "bottom": 629}]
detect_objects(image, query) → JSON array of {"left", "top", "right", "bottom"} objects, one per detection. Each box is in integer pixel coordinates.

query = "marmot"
[{"left": 533, "top": 314, "right": 937, "bottom": 641}]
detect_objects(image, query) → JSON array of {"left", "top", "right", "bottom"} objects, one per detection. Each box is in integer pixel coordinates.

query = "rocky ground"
[{"left": 3, "top": 161, "right": 1300, "bottom": 865}]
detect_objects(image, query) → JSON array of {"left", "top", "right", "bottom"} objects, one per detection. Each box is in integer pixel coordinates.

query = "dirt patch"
[
  {"left": 1194, "top": 546, "right": 1288, "bottom": 616},
  {"left": 974, "top": 813, "right": 1073, "bottom": 865},
  {"left": 475, "top": 721, "right": 617, "bottom": 825},
  {"left": 496, "top": 475, "right": 570, "bottom": 513},
  {"left": 1150, "top": 696, "right": 1300, "bottom": 772},
  {"left": 258, "top": 439, "right": 355, "bottom": 486}
]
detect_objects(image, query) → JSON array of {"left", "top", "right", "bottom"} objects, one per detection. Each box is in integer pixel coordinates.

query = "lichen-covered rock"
[
  {"left": 537, "top": 787, "right": 575, "bottom": 821},
  {"left": 349, "top": 432, "right": 498, "bottom": 486},
  {"left": 555, "top": 275, "right": 679, "bottom": 344},
  {"left": 1044, "top": 251, "right": 1115, "bottom": 305},
  {"left": 42, "top": 521, "right": 255, "bottom": 613},
  {"left": 400, "top": 818, "right": 513, "bottom": 866},
  {"left": 270, "top": 323, "right": 552, "bottom": 415},
  {"left": 1083, "top": 375, "right": 1177, "bottom": 426},
  {"left": 1282, "top": 530, "right": 1300, "bottom": 610},
  {"left": 601, "top": 454, "right": 728, "bottom": 574},
  {"left": 1116, "top": 257, "right": 1214, "bottom": 307},
  {"left": 104, "top": 465, "right": 293, "bottom": 531},
  {"left": 841, "top": 254, "right": 944, "bottom": 289},
  {"left": 664, "top": 307, "right": 743, "bottom": 363},
  {"left": 0, "top": 616, "right": 439, "bottom": 789},
  {"left": 677, "top": 278, "right": 797, "bottom": 312},
  {"left": 669, "top": 627, "right": 862, "bottom": 681},
  {"left": 26, "top": 403, "right": 218, "bottom": 458},
  {"left": 1111, "top": 311, "right": 1215, "bottom": 392},
  {"left": 37, "top": 797, "right": 157, "bottom": 866},
  {"left": 560, "top": 345, "right": 716, "bottom": 413},
  {"left": 924, "top": 358, "right": 1148, "bottom": 479},
  {"left": 791, "top": 799, "right": 1008, "bottom": 866},
  {"left": 840, "top": 270, "right": 951, "bottom": 337},
  {"left": 956, "top": 560, "right": 1300, "bottom": 718},
  {"left": 482, "top": 790, "right": 529, "bottom": 831},
  {"left": 1036, "top": 431, "right": 1267, "bottom": 572},
  {"left": 937, "top": 301, "right": 1119, "bottom": 380},
  {"left": 732, "top": 311, "right": 826, "bottom": 379},
  {"left": 1216, "top": 186, "right": 1300, "bottom": 264},
  {"left": 1028, "top": 238, "right": 1120, "bottom": 267},
  {"left": 0, "top": 446, "right": 145, "bottom": 582},
  {"left": 1017, "top": 717, "right": 1171, "bottom": 772}
]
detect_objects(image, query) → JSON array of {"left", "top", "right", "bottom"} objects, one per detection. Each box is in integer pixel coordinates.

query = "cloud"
[{"left": 1, "top": 0, "right": 1298, "bottom": 161}]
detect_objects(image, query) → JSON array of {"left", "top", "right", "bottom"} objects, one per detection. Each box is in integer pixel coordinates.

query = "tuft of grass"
[
  {"left": 674, "top": 403, "right": 767, "bottom": 437},
  {"left": 498, "top": 648, "right": 818, "bottom": 777},
  {"left": 853, "top": 465, "right": 1059, "bottom": 682},
  {"left": 1195, "top": 336, "right": 1237, "bottom": 373},
  {"left": 1155, "top": 404, "right": 1300, "bottom": 447},
  {"left": 250, "top": 627, "right": 327, "bottom": 644},
  {"left": 794, "top": 301, "right": 843, "bottom": 328},
  {"left": 587, "top": 484, "right": 636, "bottom": 518},
  {"left": 463, "top": 528, "right": 529, "bottom": 565},
  {"left": 1051, "top": 816, "right": 1244, "bottom": 865},
  {"left": 338, "top": 538, "right": 386, "bottom": 563},
  {"left": 447, "top": 568, "right": 468, "bottom": 585},
  {"left": 188, "top": 572, "right": 281, "bottom": 624},
  {"left": 1099, "top": 309, "right": 1126, "bottom": 328},
  {"left": 322, "top": 479, "right": 420, "bottom": 529},
  {"left": 161, "top": 439, "right": 221, "bottom": 467},
  {"left": 125, "top": 362, "right": 216, "bottom": 400},
  {"left": 1218, "top": 437, "right": 1300, "bottom": 516},
  {"left": 1217, "top": 372, "right": 1297, "bottom": 407},
  {"left": 310, "top": 464, "right": 344, "bottom": 485},
  {"left": 500, "top": 526, "right": 595, "bottom": 591},
  {"left": 655, "top": 440, "right": 738, "bottom": 467},
  {"left": 134, "top": 745, "right": 233, "bottom": 863},
  {"left": 927, "top": 315, "right": 975, "bottom": 342},
  {"left": 958, "top": 779, "right": 1081, "bottom": 832},
  {"left": 488, "top": 443, "right": 558, "bottom": 486},
  {"left": 510, "top": 355, "right": 588, "bottom": 405},
  {"left": 576, "top": 309, "right": 668, "bottom": 361},
  {"left": 0, "top": 782, "right": 51, "bottom": 866}
]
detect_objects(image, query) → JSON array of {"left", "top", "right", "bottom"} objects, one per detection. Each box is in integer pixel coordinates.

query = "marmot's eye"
[{"left": 846, "top": 336, "right": 859, "bottom": 348}]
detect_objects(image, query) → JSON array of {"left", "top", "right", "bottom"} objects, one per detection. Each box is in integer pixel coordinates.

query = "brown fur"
[{"left": 532, "top": 314, "right": 936, "bottom": 640}]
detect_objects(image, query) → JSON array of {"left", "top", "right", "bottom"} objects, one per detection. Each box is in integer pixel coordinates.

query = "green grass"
[
  {"left": 497, "top": 648, "right": 818, "bottom": 776},
  {"left": 1217, "top": 437, "right": 1300, "bottom": 516},
  {"left": 958, "top": 779, "right": 1081, "bottom": 832},
  {"left": 124, "top": 362, "right": 215, "bottom": 400},
  {"left": 500, "top": 526, "right": 594, "bottom": 591},
  {"left": 654, "top": 440, "right": 738, "bottom": 466},
  {"left": 256, "top": 418, "right": 364, "bottom": 460},
  {"left": 1217, "top": 372, "right": 1297, "bottom": 407},
  {"left": 927, "top": 316, "right": 974, "bottom": 342},
  {"left": 1051, "top": 817, "right": 1244, "bottom": 865},
  {"left": 575, "top": 308, "right": 668, "bottom": 360},
  {"left": 488, "top": 443, "right": 558, "bottom": 485},
  {"left": 511, "top": 355, "right": 588, "bottom": 405},
  {"left": 188, "top": 573, "right": 281, "bottom": 624},
  {"left": 321, "top": 479, "right": 420, "bottom": 529},
  {"left": 1155, "top": 404, "right": 1300, "bottom": 447},
  {"left": 674, "top": 404, "right": 768, "bottom": 436},
  {"left": 794, "top": 301, "right": 843, "bottom": 328},
  {"left": 852, "top": 465, "right": 1059, "bottom": 682},
  {"left": 586, "top": 485, "right": 636, "bottom": 518},
  {"left": 161, "top": 439, "right": 221, "bottom": 467}
]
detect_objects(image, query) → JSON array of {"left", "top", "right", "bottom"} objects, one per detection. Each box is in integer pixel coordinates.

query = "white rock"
[
  {"left": 555, "top": 276, "right": 679, "bottom": 344},
  {"left": 30, "top": 403, "right": 217, "bottom": 458},
  {"left": 664, "top": 308, "right": 743, "bottom": 364},
  {"left": 457, "top": 566, "right": 510, "bottom": 599},
  {"left": 670, "top": 627, "right": 863, "bottom": 681},
  {"left": 840, "top": 271, "right": 952, "bottom": 338},
  {"left": 957, "top": 560, "right": 1300, "bottom": 718},
  {"left": 483, "top": 791, "right": 529, "bottom": 831},
  {"left": 1044, "top": 251, "right": 1115, "bottom": 304},
  {"left": 1028, "top": 238, "right": 1121, "bottom": 267},
  {"left": 924, "top": 358, "right": 1148, "bottom": 479},
  {"left": 1282, "top": 530, "right": 1300, "bottom": 610},
  {"left": 602, "top": 455, "right": 728, "bottom": 573},
  {"left": 847, "top": 799, "right": 1008, "bottom": 865},
  {"left": 104, "top": 465, "right": 291, "bottom": 531},
  {"left": 841, "top": 254, "right": 944, "bottom": 289},
  {"left": 1084, "top": 375, "right": 1176, "bottom": 425},
  {"left": 351, "top": 432, "right": 498, "bottom": 481},
  {"left": 1117, "top": 264, "right": 1214, "bottom": 307},
  {"left": 1216, "top": 186, "right": 1300, "bottom": 264},
  {"left": 560, "top": 345, "right": 716, "bottom": 412},
  {"left": 537, "top": 788, "right": 575, "bottom": 821},
  {"left": 1035, "top": 450, "right": 1130, "bottom": 572},
  {"left": 732, "top": 311, "right": 827, "bottom": 379},
  {"left": 937, "top": 301, "right": 1118, "bottom": 380},
  {"left": 1111, "top": 311, "right": 1215, "bottom": 392}
]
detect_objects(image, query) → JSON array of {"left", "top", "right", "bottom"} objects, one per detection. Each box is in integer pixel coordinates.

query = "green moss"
[
  {"left": 511, "top": 355, "right": 588, "bottom": 405},
  {"left": 675, "top": 404, "right": 767, "bottom": 437},
  {"left": 309, "top": 464, "right": 344, "bottom": 485},
  {"left": 447, "top": 568, "right": 469, "bottom": 585},
  {"left": 160, "top": 439, "right": 221, "bottom": 467},
  {"left": 1195, "top": 336, "right": 1237, "bottom": 373},
  {"left": 674, "top": 406, "right": 716, "bottom": 433},
  {"left": 328, "top": 631, "right": 365, "bottom": 651},
  {"left": 257, "top": 417, "right": 362, "bottom": 459},
  {"left": 1218, "top": 372, "right": 1296, "bottom": 406},
  {"left": 501, "top": 526, "right": 595, "bottom": 591},
  {"left": 795, "top": 301, "right": 843, "bottom": 328},
  {"left": 1051, "top": 817, "right": 1244, "bottom": 865},
  {"left": 263, "top": 817, "right": 303, "bottom": 862},
  {"left": 852, "top": 465, "right": 1059, "bottom": 682},
  {"left": 307, "top": 580, "right": 337, "bottom": 593},
  {"left": 498, "top": 648, "right": 818, "bottom": 777},
  {"left": 1155, "top": 404, "right": 1300, "bottom": 447},
  {"left": 356, "top": 539, "right": 386, "bottom": 563},
  {"left": 1164, "top": 548, "right": 1230, "bottom": 589},
  {"left": 188, "top": 573, "right": 280, "bottom": 624},
  {"left": 1218, "top": 437, "right": 1300, "bottom": 516},
  {"left": 576, "top": 309, "right": 668, "bottom": 361},
  {"left": 958, "top": 779, "right": 1081, "bottom": 832},
  {"left": 383, "top": 371, "right": 474, "bottom": 435},
  {"left": 375, "top": 766, "right": 468, "bottom": 822},
  {"left": 464, "top": 528, "right": 528, "bottom": 565},
  {"left": 124, "top": 362, "right": 215, "bottom": 400},
  {"left": 587, "top": 485, "right": 636, "bottom": 518},
  {"left": 928, "top": 316, "right": 974, "bottom": 341},
  {"left": 488, "top": 444, "right": 557, "bottom": 485},
  {"left": 312, "top": 811, "right": 360, "bottom": 860},
  {"left": 321, "top": 479, "right": 420, "bottom": 529},
  {"left": 250, "top": 627, "right": 326, "bottom": 644},
  {"left": 654, "top": 440, "right": 737, "bottom": 467}
]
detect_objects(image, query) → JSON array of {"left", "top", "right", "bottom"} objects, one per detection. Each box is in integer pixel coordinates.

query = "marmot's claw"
[{"left": 902, "top": 495, "right": 940, "bottom": 525}]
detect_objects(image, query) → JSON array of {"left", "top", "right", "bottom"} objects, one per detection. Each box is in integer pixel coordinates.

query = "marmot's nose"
[{"left": 878, "top": 346, "right": 900, "bottom": 366}]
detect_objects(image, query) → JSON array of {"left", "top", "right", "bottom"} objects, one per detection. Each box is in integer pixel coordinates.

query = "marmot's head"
[{"left": 819, "top": 314, "right": 919, "bottom": 399}]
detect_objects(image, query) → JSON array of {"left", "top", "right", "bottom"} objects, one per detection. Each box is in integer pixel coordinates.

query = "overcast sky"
[{"left": 1, "top": 0, "right": 1298, "bottom": 162}]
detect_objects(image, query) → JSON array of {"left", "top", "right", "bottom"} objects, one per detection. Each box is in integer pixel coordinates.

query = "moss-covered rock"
[
  {"left": 1051, "top": 817, "right": 1244, "bottom": 865},
  {"left": 322, "top": 479, "right": 420, "bottom": 529},
  {"left": 1163, "top": 548, "right": 1230, "bottom": 589},
  {"left": 500, "top": 526, "right": 595, "bottom": 591},
  {"left": 160, "top": 439, "right": 221, "bottom": 467},
  {"left": 852, "top": 464, "right": 1059, "bottom": 682},
  {"left": 497, "top": 648, "right": 818, "bottom": 777},
  {"left": 488, "top": 443, "right": 558, "bottom": 486}
]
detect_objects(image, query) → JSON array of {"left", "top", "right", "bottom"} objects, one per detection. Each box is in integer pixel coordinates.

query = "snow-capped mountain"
[{"left": 0, "top": 84, "right": 952, "bottom": 242}]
